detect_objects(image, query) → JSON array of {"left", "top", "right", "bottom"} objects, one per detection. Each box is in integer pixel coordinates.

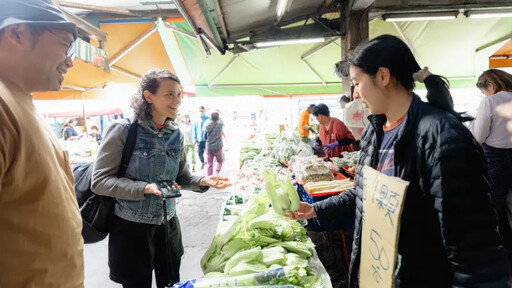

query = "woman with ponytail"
[
  {"left": 290, "top": 35, "right": 510, "bottom": 287},
  {"left": 470, "top": 69, "right": 512, "bottom": 265}
]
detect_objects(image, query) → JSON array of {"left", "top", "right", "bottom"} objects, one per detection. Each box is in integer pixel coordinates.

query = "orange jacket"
[{"left": 298, "top": 109, "right": 310, "bottom": 137}]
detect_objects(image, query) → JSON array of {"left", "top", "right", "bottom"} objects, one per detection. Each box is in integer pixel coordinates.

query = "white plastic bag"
[{"left": 343, "top": 99, "right": 370, "bottom": 140}]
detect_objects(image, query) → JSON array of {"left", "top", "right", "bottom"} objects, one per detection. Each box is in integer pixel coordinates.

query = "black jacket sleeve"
[
  {"left": 312, "top": 186, "right": 357, "bottom": 226},
  {"left": 422, "top": 118, "right": 510, "bottom": 286},
  {"left": 338, "top": 138, "right": 355, "bottom": 146}
]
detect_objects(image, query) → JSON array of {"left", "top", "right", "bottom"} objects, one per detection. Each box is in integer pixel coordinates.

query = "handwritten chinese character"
[
  {"left": 372, "top": 264, "right": 382, "bottom": 283},
  {"left": 384, "top": 191, "right": 400, "bottom": 228},
  {"left": 375, "top": 185, "right": 388, "bottom": 210}
]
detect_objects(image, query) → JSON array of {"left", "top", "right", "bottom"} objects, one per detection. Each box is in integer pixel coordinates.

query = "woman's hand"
[
  {"left": 288, "top": 202, "right": 317, "bottom": 220},
  {"left": 200, "top": 176, "right": 232, "bottom": 189},
  {"left": 144, "top": 183, "right": 162, "bottom": 197}
]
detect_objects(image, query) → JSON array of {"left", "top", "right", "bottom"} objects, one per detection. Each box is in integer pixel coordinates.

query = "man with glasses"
[{"left": 0, "top": 1, "right": 83, "bottom": 287}]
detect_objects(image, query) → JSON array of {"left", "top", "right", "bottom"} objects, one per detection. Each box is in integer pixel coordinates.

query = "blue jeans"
[{"left": 197, "top": 141, "right": 206, "bottom": 164}]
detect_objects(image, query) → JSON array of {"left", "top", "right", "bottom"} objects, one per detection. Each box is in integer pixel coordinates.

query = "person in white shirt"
[
  {"left": 470, "top": 68, "right": 512, "bottom": 264},
  {"left": 179, "top": 114, "right": 196, "bottom": 172}
]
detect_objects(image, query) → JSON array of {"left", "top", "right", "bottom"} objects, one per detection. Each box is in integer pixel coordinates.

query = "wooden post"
[{"left": 342, "top": 6, "right": 369, "bottom": 99}]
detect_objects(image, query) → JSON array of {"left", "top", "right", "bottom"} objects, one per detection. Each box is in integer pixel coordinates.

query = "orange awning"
[
  {"left": 490, "top": 39, "right": 512, "bottom": 69},
  {"left": 35, "top": 19, "right": 186, "bottom": 100}
]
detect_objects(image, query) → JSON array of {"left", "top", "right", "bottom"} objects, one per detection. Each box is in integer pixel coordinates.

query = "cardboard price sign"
[{"left": 360, "top": 166, "right": 409, "bottom": 288}]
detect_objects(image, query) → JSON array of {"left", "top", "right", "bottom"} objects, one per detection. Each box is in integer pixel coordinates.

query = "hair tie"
[{"left": 413, "top": 67, "right": 432, "bottom": 83}]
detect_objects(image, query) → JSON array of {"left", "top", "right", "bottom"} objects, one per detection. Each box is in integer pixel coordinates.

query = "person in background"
[
  {"left": 194, "top": 105, "right": 209, "bottom": 170},
  {"left": 215, "top": 108, "right": 227, "bottom": 142},
  {"left": 290, "top": 35, "right": 510, "bottom": 287},
  {"left": 470, "top": 69, "right": 512, "bottom": 264},
  {"left": 90, "top": 125, "right": 102, "bottom": 144},
  {"left": 205, "top": 112, "right": 224, "bottom": 176},
  {"left": 497, "top": 101, "right": 512, "bottom": 264},
  {"left": 298, "top": 104, "right": 315, "bottom": 139},
  {"left": 63, "top": 118, "right": 79, "bottom": 140},
  {"left": 180, "top": 114, "right": 196, "bottom": 172},
  {"left": 92, "top": 70, "right": 231, "bottom": 288},
  {"left": 0, "top": 0, "right": 84, "bottom": 287},
  {"left": 312, "top": 103, "right": 355, "bottom": 157}
]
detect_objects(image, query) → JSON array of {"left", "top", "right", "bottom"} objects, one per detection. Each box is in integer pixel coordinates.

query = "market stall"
[{"left": 170, "top": 132, "right": 363, "bottom": 288}]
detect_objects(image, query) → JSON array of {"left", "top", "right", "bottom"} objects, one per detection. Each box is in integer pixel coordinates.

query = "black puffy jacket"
[{"left": 313, "top": 95, "right": 510, "bottom": 287}]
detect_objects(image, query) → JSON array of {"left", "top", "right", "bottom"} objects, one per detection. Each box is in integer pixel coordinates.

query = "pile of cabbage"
[{"left": 199, "top": 191, "right": 324, "bottom": 288}]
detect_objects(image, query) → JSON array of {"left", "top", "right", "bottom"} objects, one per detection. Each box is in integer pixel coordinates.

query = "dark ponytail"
[{"left": 347, "top": 34, "right": 470, "bottom": 121}]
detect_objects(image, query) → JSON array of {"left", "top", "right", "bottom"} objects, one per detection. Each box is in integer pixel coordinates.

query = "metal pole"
[
  {"left": 411, "top": 21, "right": 429, "bottom": 44},
  {"left": 208, "top": 55, "right": 239, "bottom": 88},
  {"left": 301, "top": 59, "right": 326, "bottom": 85},
  {"left": 166, "top": 24, "right": 197, "bottom": 40},
  {"left": 111, "top": 66, "right": 141, "bottom": 80},
  {"left": 392, "top": 22, "right": 414, "bottom": 53},
  {"left": 302, "top": 37, "right": 339, "bottom": 60},
  {"left": 202, "top": 82, "right": 341, "bottom": 88},
  {"left": 199, "top": 31, "right": 223, "bottom": 54},
  {"left": 110, "top": 27, "right": 157, "bottom": 66}
]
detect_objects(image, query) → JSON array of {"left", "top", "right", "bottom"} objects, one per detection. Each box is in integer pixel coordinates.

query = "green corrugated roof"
[{"left": 160, "top": 17, "right": 512, "bottom": 96}]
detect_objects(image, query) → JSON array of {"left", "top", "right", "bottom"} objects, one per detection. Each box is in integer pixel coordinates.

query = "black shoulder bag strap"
[{"left": 118, "top": 119, "right": 138, "bottom": 177}]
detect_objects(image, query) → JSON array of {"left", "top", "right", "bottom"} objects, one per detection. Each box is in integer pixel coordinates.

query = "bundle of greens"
[
  {"left": 201, "top": 193, "right": 307, "bottom": 274},
  {"left": 199, "top": 186, "right": 325, "bottom": 288},
  {"left": 271, "top": 138, "right": 313, "bottom": 163},
  {"left": 262, "top": 170, "right": 300, "bottom": 216}
]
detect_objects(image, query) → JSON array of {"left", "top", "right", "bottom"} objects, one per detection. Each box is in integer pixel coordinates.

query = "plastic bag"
[{"left": 343, "top": 99, "right": 370, "bottom": 140}]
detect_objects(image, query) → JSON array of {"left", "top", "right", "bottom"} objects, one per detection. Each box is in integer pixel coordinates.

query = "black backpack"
[{"left": 73, "top": 119, "right": 138, "bottom": 244}]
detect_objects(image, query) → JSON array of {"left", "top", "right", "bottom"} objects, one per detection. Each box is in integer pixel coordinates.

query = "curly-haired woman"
[{"left": 91, "top": 69, "right": 230, "bottom": 288}]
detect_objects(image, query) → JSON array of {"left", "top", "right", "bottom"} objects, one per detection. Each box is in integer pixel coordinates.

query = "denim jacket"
[{"left": 91, "top": 118, "right": 208, "bottom": 225}]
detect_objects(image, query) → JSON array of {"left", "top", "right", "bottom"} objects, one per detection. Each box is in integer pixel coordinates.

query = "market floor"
[{"left": 83, "top": 149, "right": 238, "bottom": 287}]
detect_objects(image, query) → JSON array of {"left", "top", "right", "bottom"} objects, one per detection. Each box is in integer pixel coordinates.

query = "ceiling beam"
[
  {"left": 350, "top": 0, "right": 375, "bottom": 11},
  {"left": 173, "top": 0, "right": 211, "bottom": 55},
  {"left": 213, "top": 0, "right": 229, "bottom": 39},
  {"left": 60, "top": 7, "right": 108, "bottom": 43},
  {"left": 226, "top": 6, "right": 341, "bottom": 43},
  {"left": 56, "top": 1, "right": 138, "bottom": 16}
]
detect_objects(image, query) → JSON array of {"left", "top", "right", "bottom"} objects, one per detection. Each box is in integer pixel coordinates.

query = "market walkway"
[{"left": 83, "top": 146, "right": 239, "bottom": 287}]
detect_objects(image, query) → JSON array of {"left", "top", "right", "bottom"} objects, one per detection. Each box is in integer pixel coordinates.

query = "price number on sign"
[{"left": 368, "top": 229, "right": 390, "bottom": 283}]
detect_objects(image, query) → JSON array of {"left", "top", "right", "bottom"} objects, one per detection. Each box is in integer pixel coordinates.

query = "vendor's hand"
[
  {"left": 144, "top": 183, "right": 162, "bottom": 197},
  {"left": 323, "top": 141, "right": 339, "bottom": 153},
  {"left": 497, "top": 102, "right": 512, "bottom": 135},
  {"left": 200, "top": 176, "right": 232, "bottom": 189},
  {"left": 288, "top": 202, "right": 316, "bottom": 220}
]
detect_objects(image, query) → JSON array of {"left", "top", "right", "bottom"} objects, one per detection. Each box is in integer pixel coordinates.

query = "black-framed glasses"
[{"left": 45, "top": 29, "right": 75, "bottom": 58}]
